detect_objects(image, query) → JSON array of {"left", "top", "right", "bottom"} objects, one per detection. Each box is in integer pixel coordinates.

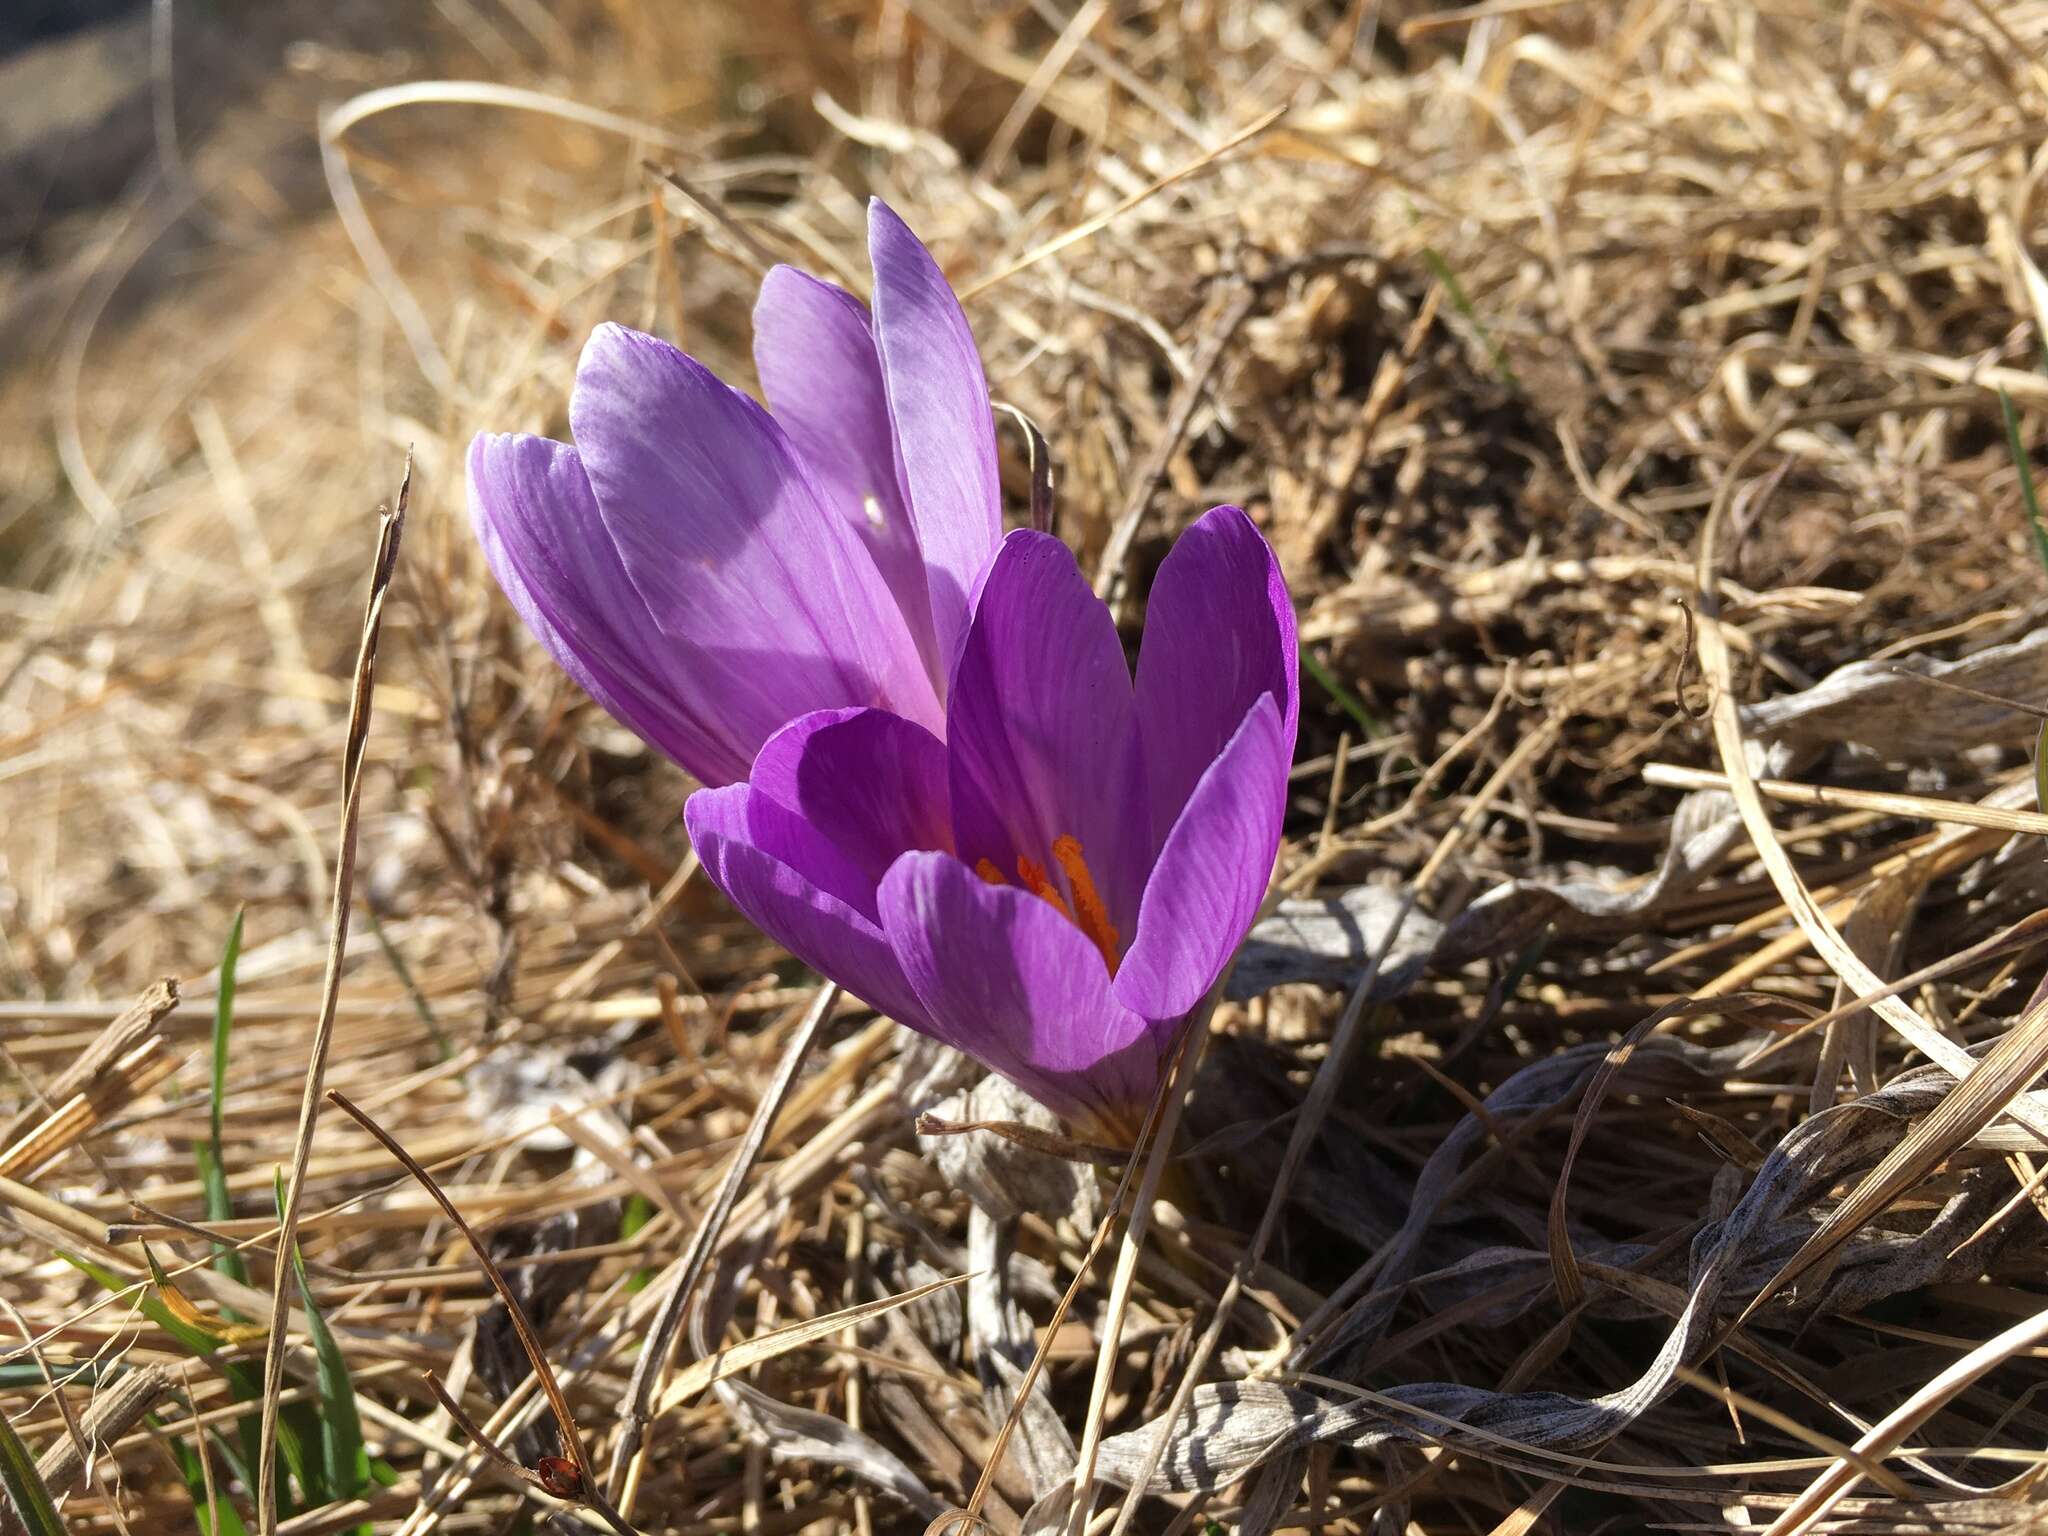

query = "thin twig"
[
  {"left": 326, "top": 1090, "right": 638, "bottom": 1535},
  {"left": 1093, "top": 283, "right": 1259, "bottom": 604},
  {"left": 255, "top": 459, "right": 408, "bottom": 1533}
]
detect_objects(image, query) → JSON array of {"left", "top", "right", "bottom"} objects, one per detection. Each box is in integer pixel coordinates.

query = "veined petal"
[
  {"left": 946, "top": 530, "right": 1147, "bottom": 932},
  {"left": 868, "top": 200, "right": 1002, "bottom": 674},
  {"left": 879, "top": 851, "right": 1161, "bottom": 1128},
  {"left": 747, "top": 707, "right": 951, "bottom": 917},
  {"left": 753, "top": 268, "right": 940, "bottom": 687},
  {"left": 1133, "top": 505, "right": 1298, "bottom": 851},
  {"left": 469, "top": 432, "right": 752, "bottom": 786},
  {"left": 570, "top": 323, "right": 944, "bottom": 761},
  {"left": 685, "top": 785, "right": 932, "bottom": 1031},
  {"left": 1114, "top": 695, "right": 1288, "bottom": 1022}
]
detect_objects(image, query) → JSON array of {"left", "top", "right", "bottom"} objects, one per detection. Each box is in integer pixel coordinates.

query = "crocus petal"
[
  {"left": 747, "top": 707, "right": 951, "bottom": 916},
  {"left": 946, "top": 530, "right": 1148, "bottom": 931},
  {"left": 570, "top": 323, "right": 944, "bottom": 762},
  {"left": 470, "top": 432, "right": 752, "bottom": 786},
  {"left": 868, "top": 199, "right": 1002, "bottom": 673},
  {"left": 685, "top": 784, "right": 932, "bottom": 1031},
  {"left": 1114, "top": 694, "right": 1288, "bottom": 1022},
  {"left": 879, "top": 851, "right": 1160, "bottom": 1126},
  {"left": 752, "top": 268, "right": 940, "bottom": 687},
  {"left": 1132, "top": 505, "right": 1298, "bottom": 852}
]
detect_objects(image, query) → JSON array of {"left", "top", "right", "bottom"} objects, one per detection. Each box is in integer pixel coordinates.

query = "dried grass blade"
[
  {"left": 321, "top": 1092, "right": 635, "bottom": 1534},
  {"left": 1690, "top": 422, "right": 2048, "bottom": 1144},
  {"left": 255, "top": 463, "right": 407, "bottom": 1536},
  {"left": 1641, "top": 762, "right": 2048, "bottom": 836},
  {"left": 1066, "top": 993, "right": 1216, "bottom": 1536},
  {"left": 1763, "top": 1300, "right": 2048, "bottom": 1536},
  {"left": 0, "top": 979, "right": 178, "bottom": 1150},
  {"left": 961, "top": 105, "right": 1286, "bottom": 303},
  {"left": 606, "top": 982, "right": 840, "bottom": 1510},
  {"left": 1100, "top": 957, "right": 1397, "bottom": 1536},
  {"left": 1733, "top": 987, "right": 2048, "bottom": 1331},
  {"left": 1092, "top": 282, "right": 1257, "bottom": 601},
  {"left": 1547, "top": 997, "right": 1716, "bottom": 1310},
  {"left": 944, "top": 1063, "right": 1164, "bottom": 1536},
  {"left": 1740, "top": 907, "right": 2048, "bottom": 1071},
  {"left": 912, "top": 1115, "right": 1127, "bottom": 1167},
  {"left": 0, "top": 1038, "right": 182, "bottom": 1181},
  {"left": 657, "top": 1273, "right": 970, "bottom": 1413},
  {"left": 30, "top": 1364, "right": 171, "bottom": 1502}
]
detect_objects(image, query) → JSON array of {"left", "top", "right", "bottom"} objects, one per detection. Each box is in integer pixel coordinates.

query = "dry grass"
[{"left": 8, "top": 0, "right": 2048, "bottom": 1531}]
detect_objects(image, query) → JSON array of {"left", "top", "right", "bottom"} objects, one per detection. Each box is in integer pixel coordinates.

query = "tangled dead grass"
[{"left": 9, "top": 0, "right": 2048, "bottom": 1531}]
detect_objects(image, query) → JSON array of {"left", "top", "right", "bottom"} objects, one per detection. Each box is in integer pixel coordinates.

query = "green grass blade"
[
  {"left": 59, "top": 1250, "right": 313, "bottom": 1514},
  {"left": 0, "top": 1400, "right": 65, "bottom": 1536},
  {"left": 193, "top": 1143, "right": 246, "bottom": 1287},
  {"left": 199, "top": 910, "right": 250, "bottom": 1284},
  {"left": 58, "top": 1250, "right": 219, "bottom": 1359},
  {"left": 360, "top": 898, "right": 452, "bottom": 1061},
  {"left": 1999, "top": 387, "right": 2048, "bottom": 577},
  {"left": 211, "top": 909, "right": 243, "bottom": 1149},
  {"left": 1301, "top": 647, "right": 1383, "bottom": 740},
  {"left": 620, "top": 1192, "right": 655, "bottom": 1292},
  {"left": 274, "top": 1171, "right": 370, "bottom": 1520},
  {"left": 1420, "top": 245, "right": 1518, "bottom": 389},
  {"left": 162, "top": 1411, "right": 252, "bottom": 1536}
]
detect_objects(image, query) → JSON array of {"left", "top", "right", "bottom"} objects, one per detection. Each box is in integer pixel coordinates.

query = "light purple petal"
[
  {"left": 752, "top": 268, "right": 940, "bottom": 688},
  {"left": 879, "top": 850, "right": 1161, "bottom": 1128},
  {"left": 747, "top": 707, "right": 951, "bottom": 916},
  {"left": 685, "top": 784, "right": 932, "bottom": 1031},
  {"left": 1133, "top": 505, "right": 1298, "bottom": 852},
  {"left": 1114, "top": 694, "right": 1288, "bottom": 1022},
  {"left": 570, "top": 323, "right": 944, "bottom": 758},
  {"left": 868, "top": 200, "right": 1002, "bottom": 675},
  {"left": 469, "top": 432, "right": 752, "bottom": 786},
  {"left": 946, "top": 530, "right": 1148, "bottom": 934}
]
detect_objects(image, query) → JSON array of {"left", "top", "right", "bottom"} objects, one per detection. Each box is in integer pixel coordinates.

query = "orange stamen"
[
  {"left": 1051, "top": 835, "right": 1121, "bottom": 974},
  {"left": 1014, "top": 856, "right": 1074, "bottom": 921},
  {"left": 975, "top": 857, "right": 1007, "bottom": 887}
]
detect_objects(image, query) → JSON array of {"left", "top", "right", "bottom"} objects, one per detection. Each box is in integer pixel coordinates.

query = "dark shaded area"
[{"left": 0, "top": 0, "right": 144, "bottom": 54}]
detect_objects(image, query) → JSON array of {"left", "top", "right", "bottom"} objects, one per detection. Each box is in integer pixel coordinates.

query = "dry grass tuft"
[{"left": 9, "top": 1, "right": 2048, "bottom": 1531}]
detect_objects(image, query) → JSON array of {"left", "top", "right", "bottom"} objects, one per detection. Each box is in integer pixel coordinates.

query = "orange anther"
[
  {"left": 1014, "top": 856, "right": 1075, "bottom": 922},
  {"left": 1051, "top": 835, "right": 1121, "bottom": 974},
  {"left": 975, "top": 857, "right": 1007, "bottom": 887}
]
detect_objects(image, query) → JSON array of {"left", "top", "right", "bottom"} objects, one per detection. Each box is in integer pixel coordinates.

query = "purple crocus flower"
[
  {"left": 470, "top": 199, "right": 1001, "bottom": 788},
  {"left": 686, "top": 512, "right": 1297, "bottom": 1141},
  {"left": 470, "top": 199, "right": 1298, "bottom": 1140}
]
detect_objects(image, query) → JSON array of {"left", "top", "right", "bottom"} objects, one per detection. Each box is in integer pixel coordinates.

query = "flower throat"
[{"left": 976, "top": 835, "right": 1120, "bottom": 974}]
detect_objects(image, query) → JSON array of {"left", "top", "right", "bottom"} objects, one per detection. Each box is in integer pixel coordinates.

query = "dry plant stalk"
[{"left": 256, "top": 460, "right": 409, "bottom": 1533}]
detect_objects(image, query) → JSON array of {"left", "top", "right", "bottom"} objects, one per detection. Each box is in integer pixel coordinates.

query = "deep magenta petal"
[
  {"left": 945, "top": 530, "right": 1148, "bottom": 934},
  {"left": 1133, "top": 505, "right": 1298, "bottom": 851},
  {"left": 1114, "top": 695, "right": 1288, "bottom": 1022},
  {"left": 469, "top": 432, "right": 753, "bottom": 785},
  {"left": 878, "top": 851, "right": 1161, "bottom": 1126},
  {"left": 570, "top": 322, "right": 943, "bottom": 752},
  {"left": 752, "top": 267, "right": 940, "bottom": 686},
  {"left": 685, "top": 785, "right": 932, "bottom": 1030},
  {"left": 747, "top": 707, "right": 951, "bottom": 914},
  {"left": 868, "top": 200, "right": 1002, "bottom": 674}
]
